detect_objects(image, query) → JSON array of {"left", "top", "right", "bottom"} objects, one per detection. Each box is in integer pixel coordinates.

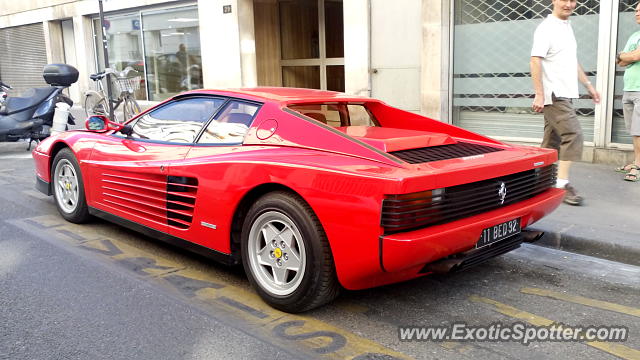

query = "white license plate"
[{"left": 476, "top": 218, "right": 521, "bottom": 248}]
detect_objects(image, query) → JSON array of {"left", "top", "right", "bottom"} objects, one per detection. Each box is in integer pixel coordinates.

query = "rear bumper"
[{"left": 380, "top": 187, "right": 564, "bottom": 273}]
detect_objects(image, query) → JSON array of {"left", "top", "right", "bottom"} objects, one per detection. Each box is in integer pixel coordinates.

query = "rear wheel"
[
  {"left": 52, "top": 148, "right": 90, "bottom": 223},
  {"left": 241, "top": 191, "right": 339, "bottom": 313}
]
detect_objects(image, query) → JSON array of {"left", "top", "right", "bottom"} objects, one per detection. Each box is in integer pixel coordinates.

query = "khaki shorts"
[
  {"left": 541, "top": 96, "right": 583, "bottom": 161},
  {"left": 622, "top": 91, "right": 640, "bottom": 136}
]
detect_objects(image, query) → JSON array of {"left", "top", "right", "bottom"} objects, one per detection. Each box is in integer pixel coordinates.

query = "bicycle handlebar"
[{"left": 90, "top": 67, "right": 138, "bottom": 82}]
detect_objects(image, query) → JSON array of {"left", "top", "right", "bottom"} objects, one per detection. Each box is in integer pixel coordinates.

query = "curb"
[{"left": 528, "top": 227, "right": 640, "bottom": 267}]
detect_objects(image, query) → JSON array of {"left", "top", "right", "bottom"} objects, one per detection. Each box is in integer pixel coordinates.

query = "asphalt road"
[{"left": 1, "top": 141, "right": 639, "bottom": 360}]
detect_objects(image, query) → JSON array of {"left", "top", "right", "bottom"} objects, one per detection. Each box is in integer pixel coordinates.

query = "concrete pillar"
[
  {"left": 238, "top": 0, "right": 257, "bottom": 87},
  {"left": 344, "top": 0, "right": 370, "bottom": 97},
  {"left": 43, "top": 20, "right": 65, "bottom": 64},
  {"left": 420, "top": 0, "right": 449, "bottom": 121},
  {"left": 72, "top": 15, "right": 96, "bottom": 102},
  {"left": 198, "top": 0, "right": 245, "bottom": 88}
]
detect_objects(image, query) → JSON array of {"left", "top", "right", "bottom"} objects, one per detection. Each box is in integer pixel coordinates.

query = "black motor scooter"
[{"left": 0, "top": 64, "right": 78, "bottom": 149}]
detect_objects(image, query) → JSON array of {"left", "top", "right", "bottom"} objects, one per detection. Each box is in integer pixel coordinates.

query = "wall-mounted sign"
[
  {"left": 131, "top": 19, "right": 140, "bottom": 30},
  {"left": 223, "top": 5, "right": 232, "bottom": 14}
]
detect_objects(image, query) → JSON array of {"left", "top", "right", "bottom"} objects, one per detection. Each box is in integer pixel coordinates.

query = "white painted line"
[{"left": 0, "top": 153, "right": 33, "bottom": 159}]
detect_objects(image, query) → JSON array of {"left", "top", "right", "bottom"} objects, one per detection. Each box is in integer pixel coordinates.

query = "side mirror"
[
  {"left": 86, "top": 115, "right": 108, "bottom": 131},
  {"left": 85, "top": 115, "right": 133, "bottom": 136}
]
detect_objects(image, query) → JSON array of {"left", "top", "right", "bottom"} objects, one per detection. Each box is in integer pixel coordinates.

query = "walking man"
[
  {"left": 615, "top": 2, "right": 640, "bottom": 182},
  {"left": 530, "top": 0, "right": 600, "bottom": 205}
]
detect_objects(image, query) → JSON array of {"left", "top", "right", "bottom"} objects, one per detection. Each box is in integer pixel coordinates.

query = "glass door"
[
  {"left": 279, "top": 0, "right": 344, "bottom": 91},
  {"left": 611, "top": 0, "right": 638, "bottom": 145}
]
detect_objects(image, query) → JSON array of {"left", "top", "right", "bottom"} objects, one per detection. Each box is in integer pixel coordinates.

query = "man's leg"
[
  {"left": 542, "top": 99, "right": 572, "bottom": 189},
  {"left": 546, "top": 98, "right": 583, "bottom": 204},
  {"left": 624, "top": 92, "right": 640, "bottom": 181},
  {"left": 557, "top": 160, "right": 571, "bottom": 182},
  {"left": 634, "top": 136, "right": 640, "bottom": 165}
]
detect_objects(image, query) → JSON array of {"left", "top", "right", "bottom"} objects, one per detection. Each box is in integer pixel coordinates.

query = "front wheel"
[
  {"left": 84, "top": 91, "right": 108, "bottom": 118},
  {"left": 52, "top": 148, "right": 91, "bottom": 223},
  {"left": 123, "top": 95, "right": 141, "bottom": 121},
  {"left": 241, "top": 191, "right": 339, "bottom": 313}
]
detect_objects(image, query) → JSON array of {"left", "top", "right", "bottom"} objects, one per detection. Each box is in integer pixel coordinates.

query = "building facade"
[{"left": 0, "top": 0, "right": 634, "bottom": 162}]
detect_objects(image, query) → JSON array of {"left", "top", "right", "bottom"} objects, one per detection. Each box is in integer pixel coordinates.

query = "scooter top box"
[{"left": 43, "top": 64, "right": 78, "bottom": 87}]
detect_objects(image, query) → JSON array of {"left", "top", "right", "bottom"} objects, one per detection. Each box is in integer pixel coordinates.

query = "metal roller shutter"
[{"left": 0, "top": 23, "right": 48, "bottom": 95}]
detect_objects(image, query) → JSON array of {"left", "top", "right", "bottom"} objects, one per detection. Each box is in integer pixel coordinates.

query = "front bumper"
[
  {"left": 380, "top": 187, "right": 564, "bottom": 273},
  {"left": 35, "top": 175, "right": 51, "bottom": 196}
]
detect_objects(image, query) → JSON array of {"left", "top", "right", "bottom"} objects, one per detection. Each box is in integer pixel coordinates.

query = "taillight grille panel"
[
  {"left": 381, "top": 165, "right": 557, "bottom": 234},
  {"left": 389, "top": 142, "right": 504, "bottom": 164}
]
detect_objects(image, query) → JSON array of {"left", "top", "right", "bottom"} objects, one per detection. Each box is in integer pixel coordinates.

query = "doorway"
[{"left": 254, "top": 0, "right": 344, "bottom": 91}]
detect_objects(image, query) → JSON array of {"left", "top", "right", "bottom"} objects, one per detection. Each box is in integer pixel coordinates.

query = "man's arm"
[
  {"left": 578, "top": 64, "right": 600, "bottom": 104},
  {"left": 618, "top": 48, "right": 640, "bottom": 67},
  {"left": 530, "top": 56, "right": 545, "bottom": 113}
]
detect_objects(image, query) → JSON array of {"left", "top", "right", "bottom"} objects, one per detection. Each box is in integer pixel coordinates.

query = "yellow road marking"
[
  {"left": 19, "top": 216, "right": 411, "bottom": 360},
  {"left": 26, "top": 214, "right": 65, "bottom": 228},
  {"left": 166, "top": 268, "right": 412, "bottom": 359},
  {"left": 469, "top": 295, "right": 640, "bottom": 360},
  {"left": 335, "top": 301, "right": 369, "bottom": 314},
  {"left": 521, "top": 287, "right": 640, "bottom": 318}
]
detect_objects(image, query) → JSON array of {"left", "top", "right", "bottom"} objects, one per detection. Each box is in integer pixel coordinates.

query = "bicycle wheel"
[
  {"left": 123, "top": 95, "right": 141, "bottom": 121},
  {"left": 84, "top": 91, "right": 109, "bottom": 117}
]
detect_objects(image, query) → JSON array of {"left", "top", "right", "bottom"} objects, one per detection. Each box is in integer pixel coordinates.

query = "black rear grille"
[
  {"left": 381, "top": 165, "right": 556, "bottom": 234},
  {"left": 390, "top": 142, "right": 504, "bottom": 164}
]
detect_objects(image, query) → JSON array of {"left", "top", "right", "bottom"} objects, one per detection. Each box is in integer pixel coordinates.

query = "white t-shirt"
[{"left": 531, "top": 14, "right": 579, "bottom": 105}]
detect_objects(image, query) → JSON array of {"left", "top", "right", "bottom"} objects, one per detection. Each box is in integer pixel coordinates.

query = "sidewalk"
[{"left": 529, "top": 161, "right": 640, "bottom": 267}]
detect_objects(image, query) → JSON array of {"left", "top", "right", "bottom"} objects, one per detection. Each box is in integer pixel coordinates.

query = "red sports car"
[{"left": 33, "top": 88, "right": 564, "bottom": 312}]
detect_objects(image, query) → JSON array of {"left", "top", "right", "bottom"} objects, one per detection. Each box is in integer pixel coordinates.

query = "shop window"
[
  {"left": 93, "top": 6, "right": 202, "bottom": 102},
  {"left": 612, "top": 0, "right": 637, "bottom": 144},
  {"left": 451, "top": 0, "right": 598, "bottom": 142},
  {"left": 93, "top": 14, "right": 145, "bottom": 100},
  {"left": 143, "top": 7, "right": 203, "bottom": 101}
]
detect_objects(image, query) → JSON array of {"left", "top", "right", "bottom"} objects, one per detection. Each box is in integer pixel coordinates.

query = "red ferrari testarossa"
[{"left": 33, "top": 87, "right": 564, "bottom": 312}]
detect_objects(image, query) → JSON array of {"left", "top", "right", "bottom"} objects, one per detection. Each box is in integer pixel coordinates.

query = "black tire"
[
  {"left": 51, "top": 148, "right": 91, "bottom": 223},
  {"left": 241, "top": 191, "right": 339, "bottom": 313}
]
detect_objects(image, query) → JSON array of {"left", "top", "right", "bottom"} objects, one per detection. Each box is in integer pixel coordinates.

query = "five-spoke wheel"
[
  {"left": 52, "top": 148, "right": 91, "bottom": 223},
  {"left": 241, "top": 191, "right": 339, "bottom": 313},
  {"left": 247, "top": 211, "right": 306, "bottom": 296}
]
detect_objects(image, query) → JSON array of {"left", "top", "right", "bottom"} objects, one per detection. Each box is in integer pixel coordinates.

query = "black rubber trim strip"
[
  {"left": 378, "top": 235, "right": 387, "bottom": 272},
  {"left": 35, "top": 176, "right": 51, "bottom": 196},
  {"left": 88, "top": 206, "right": 238, "bottom": 265},
  {"left": 283, "top": 107, "right": 403, "bottom": 165}
]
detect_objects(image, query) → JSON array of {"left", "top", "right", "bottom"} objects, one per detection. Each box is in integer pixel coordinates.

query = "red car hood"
[{"left": 335, "top": 126, "right": 456, "bottom": 152}]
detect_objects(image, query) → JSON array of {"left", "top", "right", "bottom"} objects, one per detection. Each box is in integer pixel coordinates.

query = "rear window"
[{"left": 288, "top": 103, "right": 377, "bottom": 127}]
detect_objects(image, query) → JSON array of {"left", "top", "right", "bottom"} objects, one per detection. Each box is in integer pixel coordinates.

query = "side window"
[
  {"left": 130, "top": 97, "right": 225, "bottom": 143},
  {"left": 288, "top": 104, "right": 347, "bottom": 127},
  {"left": 198, "top": 100, "right": 259, "bottom": 144},
  {"left": 347, "top": 104, "right": 377, "bottom": 126}
]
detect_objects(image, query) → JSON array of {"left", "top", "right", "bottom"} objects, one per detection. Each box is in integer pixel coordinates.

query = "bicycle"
[{"left": 84, "top": 67, "right": 142, "bottom": 123}]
